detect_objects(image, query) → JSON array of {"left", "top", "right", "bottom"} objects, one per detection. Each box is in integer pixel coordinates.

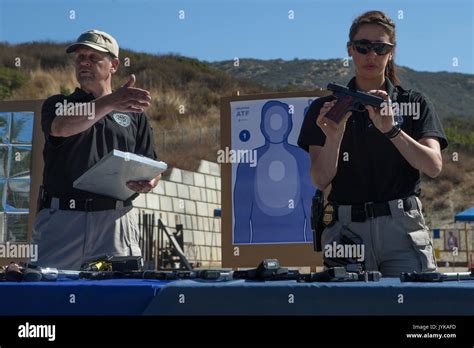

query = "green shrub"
[{"left": 0, "top": 65, "right": 27, "bottom": 100}]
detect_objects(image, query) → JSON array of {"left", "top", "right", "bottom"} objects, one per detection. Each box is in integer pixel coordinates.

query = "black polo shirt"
[
  {"left": 298, "top": 77, "right": 448, "bottom": 205},
  {"left": 41, "top": 87, "right": 158, "bottom": 200}
]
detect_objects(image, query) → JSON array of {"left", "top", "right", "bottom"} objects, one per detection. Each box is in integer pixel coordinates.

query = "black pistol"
[
  {"left": 400, "top": 270, "right": 474, "bottom": 282},
  {"left": 302, "top": 267, "right": 358, "bottom": 282},
  {"left": 311, "top": 189, "right": 325, "bottom": 252},
  {"left": 232, "top": 259, "right": 300, "bottom": 281},
  {"left": 326, "top": 83, "right": 385, "bottom": 124}
]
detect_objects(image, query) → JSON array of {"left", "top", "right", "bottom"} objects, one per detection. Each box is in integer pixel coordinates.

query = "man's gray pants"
[
  {"left": 32, "top": 202, "right": 141, "bottom": 270},
  {"left": 321, "top": 196, "right": 437, "bottom": 277}
]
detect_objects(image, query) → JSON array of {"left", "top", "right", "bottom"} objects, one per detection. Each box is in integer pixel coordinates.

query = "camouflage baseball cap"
[{"left": 66, "top": 29, "right": 119, "bottom": 58}]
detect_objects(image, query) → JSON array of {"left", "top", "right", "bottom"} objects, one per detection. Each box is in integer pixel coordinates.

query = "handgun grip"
[{"left": 325, "top": 96, "right": 354, "bottom": 124}]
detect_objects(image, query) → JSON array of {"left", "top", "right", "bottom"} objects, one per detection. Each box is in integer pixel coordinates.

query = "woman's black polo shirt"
[
  {"left": 41, "top": 87, "right": 158, "bottom": 200},
  {"left": 297, "top": 77, "right": 448, "bottom": 205}
]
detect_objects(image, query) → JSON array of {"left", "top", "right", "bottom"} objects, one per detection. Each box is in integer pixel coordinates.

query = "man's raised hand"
[{"left": 107, "top": 74, "right": 151, "bottom": 113}]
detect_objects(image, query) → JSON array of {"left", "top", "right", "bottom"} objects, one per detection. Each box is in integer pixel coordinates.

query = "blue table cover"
[
  {"left": 2, "top": 278, "right": 474, "bottom": 315},
  {"left": 0, "top": 279, "right": 170, "bottom": 315},
  {"left": 144, "top": 278, "right": 474, "bottom": 315}
]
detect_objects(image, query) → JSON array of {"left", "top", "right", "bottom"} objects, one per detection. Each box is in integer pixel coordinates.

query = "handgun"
[
  {"left": 142, "top": 270, "right": 234, "bottom": 281},
  {"left": 233, "top": 259, "right": 291, "bottom": 281},
  {"left": 400, "top": 270, "right": 474, "bottom": 282},
  {"left": 301, "top": 267, "right": 358, "bottom": 282},
  {"left": 358, "top": 271, "right": 382, "bottom": 281},
  {"left": 326, "top": 83, "right": 385, "bottom": 124},
  {"left": 311, "top": 189, "right": 325, "bottom": 252}
]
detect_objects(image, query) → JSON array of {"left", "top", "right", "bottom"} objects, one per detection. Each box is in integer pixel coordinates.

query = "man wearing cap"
[{"left": 32, "top": 29, "right": 160, "bottom": 269}]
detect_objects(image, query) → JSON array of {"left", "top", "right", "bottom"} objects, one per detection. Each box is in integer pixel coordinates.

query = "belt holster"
[{"left": 311, "top": 189, "right": 325, "bottom": 252}]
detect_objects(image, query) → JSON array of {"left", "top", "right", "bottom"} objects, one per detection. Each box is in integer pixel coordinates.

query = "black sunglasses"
[{"left": 351, "top": 39, "right": 394, "bottom": 55}]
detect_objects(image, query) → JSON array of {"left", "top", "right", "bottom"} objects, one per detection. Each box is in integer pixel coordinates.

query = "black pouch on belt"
[{"left": 36, "top": 185, "right": 46, "bottom": 214}]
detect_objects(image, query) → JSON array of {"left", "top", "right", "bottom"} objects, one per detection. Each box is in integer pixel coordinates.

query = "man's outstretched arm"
[{"left": 50, "top": 74, "right": 151, "bottom": 137}]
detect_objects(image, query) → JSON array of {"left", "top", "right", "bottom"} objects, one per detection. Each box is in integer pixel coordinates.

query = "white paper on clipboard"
[{"left": 73, "top": 149, "right": 168, "bottom": 200}]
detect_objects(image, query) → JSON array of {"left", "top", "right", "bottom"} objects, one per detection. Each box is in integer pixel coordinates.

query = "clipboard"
[{"left": 73, "top": 149, "right": 168, "bottom": 200}]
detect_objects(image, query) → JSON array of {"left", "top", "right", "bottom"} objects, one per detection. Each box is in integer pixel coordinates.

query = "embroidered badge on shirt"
[{"left": 112, "top": 113, "right": 131, "bottom": 127}]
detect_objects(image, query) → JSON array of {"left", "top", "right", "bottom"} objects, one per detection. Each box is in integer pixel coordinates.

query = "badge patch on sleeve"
[{"left": 112, "top": 113, "right": 131, "bottom": 127}]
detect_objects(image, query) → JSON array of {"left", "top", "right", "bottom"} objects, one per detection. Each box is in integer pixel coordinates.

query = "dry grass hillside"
[
  {"left": 0, "top": 42, "right": 473, "bottom": 229},
  {"left": 0, "top": 42, "right": 265, "bottom": 170},
  {"left": 421, "top": 150, "right": 474, "bottom": 228}
]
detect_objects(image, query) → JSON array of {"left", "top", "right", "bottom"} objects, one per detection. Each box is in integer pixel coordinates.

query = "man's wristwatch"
[{"left": 383, "top": 125, "right": 401, "bottom": 139}]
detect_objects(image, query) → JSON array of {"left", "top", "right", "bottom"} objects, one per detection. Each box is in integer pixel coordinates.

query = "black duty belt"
[
  {"left": 39, "top": 187, "right": 134, "bottom": 212},
  {"left": 331, "top": 197, "right": 415, "bottom": 223}
]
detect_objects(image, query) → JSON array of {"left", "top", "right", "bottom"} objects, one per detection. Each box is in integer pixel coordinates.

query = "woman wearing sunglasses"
[{"left": 298, "top": 10, "right": 448, "bottom": 277}]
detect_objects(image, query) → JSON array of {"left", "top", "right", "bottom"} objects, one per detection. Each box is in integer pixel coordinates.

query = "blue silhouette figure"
[{"left": 233, "top": 100, "right": 313, "bottom": 244}]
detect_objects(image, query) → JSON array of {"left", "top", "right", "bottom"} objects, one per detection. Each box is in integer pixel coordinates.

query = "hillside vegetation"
[{"left": 0, "top": 42, "right": 473, "bottom": 227}]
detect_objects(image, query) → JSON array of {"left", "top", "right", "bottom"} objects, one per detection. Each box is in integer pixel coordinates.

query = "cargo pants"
[
  {"left": 31, "top": 199, "right": 142, "bottom": 270},
  {"left": 321, "top": 196, "right": 437, "bottom": 277}
]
